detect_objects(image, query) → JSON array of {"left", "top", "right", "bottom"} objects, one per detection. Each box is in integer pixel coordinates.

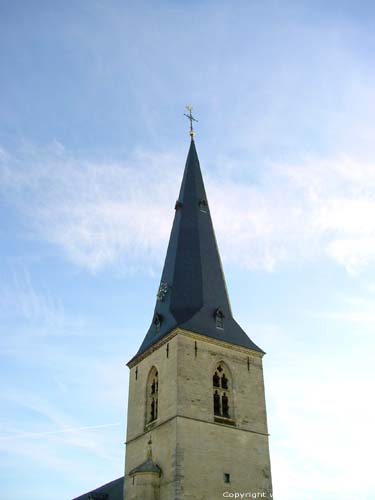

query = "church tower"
[{"left": 124, "top": 132, "right": 273, "bottom": 500}]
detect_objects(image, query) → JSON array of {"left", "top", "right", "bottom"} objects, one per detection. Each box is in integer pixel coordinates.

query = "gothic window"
[
  {"left": 151, "top": 378, "right": 156, "bottom": 394},
  {"left": 222, "top": 393, "right": 229, "bottom": 418},
  {"left": 212, "top": 363, "right": 233, "bottom": 421},
  {"left": 146, "top": 367, "right": 159, "bottom": 424},
  {"left": 213, "top": 390, "right": 221, "bottom": 416},
  {"left": 150, "top": 399, "right": 156, "bottom": 420}
]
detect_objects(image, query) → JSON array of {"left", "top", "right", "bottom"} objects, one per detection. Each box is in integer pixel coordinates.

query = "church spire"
[{"left": 131, "top": 136, "right": 263, "bottom": 361}]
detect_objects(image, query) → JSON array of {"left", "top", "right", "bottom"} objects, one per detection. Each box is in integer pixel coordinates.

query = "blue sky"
[{"left": 1, "top": 1, "right": 375, "bottom": 499}]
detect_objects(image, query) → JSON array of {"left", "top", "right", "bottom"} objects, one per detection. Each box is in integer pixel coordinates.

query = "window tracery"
[{"left": 212, "top": 363, "right": 233, "bottom": 421}]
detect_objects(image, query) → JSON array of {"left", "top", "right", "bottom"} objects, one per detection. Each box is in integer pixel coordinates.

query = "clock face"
[{"left": 156, "top": 281, "right": 168, "bottom": 301}]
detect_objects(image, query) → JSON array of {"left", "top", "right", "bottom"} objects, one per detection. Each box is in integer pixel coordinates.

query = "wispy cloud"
[
  {"left": 268, "top": 347, "right": 375, "bottom": 499},
  {"left": 0, "top": 142, "right": 179, "bottom": 272},
  {"left": 1, "top": 268, "right": 64, "bottom": 323},
  {"left": 0, "top": 422, "right": 121, "bottom": 441},
  {"left": 0, "top": 267, "right": 87, "bottom": 336},
  {"left": 1, "top": 143, "right": 375, "bottom": 274},
  {"left": 0, "top": 392, "right": 123, "bottom": 465},
  {"left": 315, "top": 293, "right": 375, "bottom": 328}
]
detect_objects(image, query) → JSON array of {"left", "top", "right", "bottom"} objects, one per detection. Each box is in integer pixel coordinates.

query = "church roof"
[
  {"left": 131, "top": 139, "right": 263, "bottom": 362},
  {"left": 72, "top": 476, "right": 124, "bottom": 500}
]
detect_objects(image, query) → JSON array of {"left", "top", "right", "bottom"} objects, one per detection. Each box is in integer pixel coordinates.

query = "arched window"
[
  {"left": 212, "top": 363, "right": 233, "bottom": 421},
  {"left": 146, "top": 367, "right": 159, "bottom": 424}
]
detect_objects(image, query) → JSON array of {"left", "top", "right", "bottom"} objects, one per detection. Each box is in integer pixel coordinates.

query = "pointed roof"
[
  {"left": 129, "top": 458, "right": 161, "bottom": 476},
  {"left": 131, "top": 139, "right": 263, "bottom": 361},
  {"left": 72, "top": 477, "right": 124, "bottom": 500}
]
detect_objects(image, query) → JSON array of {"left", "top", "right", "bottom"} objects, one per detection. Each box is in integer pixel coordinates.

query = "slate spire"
[{"left": 133, "top": 139, "right": 263, "bottom": 359}]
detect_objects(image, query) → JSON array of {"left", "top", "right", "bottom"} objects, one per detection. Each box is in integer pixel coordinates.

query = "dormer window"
[
  {"left": 153, "top": 314, "right": 163, "bottom": 333},
  {"left": 198, "top": 198, "right": 208, "bottom": 212},
  {"left": 214, "top": 308, "right": 225, "bottom": 329}
]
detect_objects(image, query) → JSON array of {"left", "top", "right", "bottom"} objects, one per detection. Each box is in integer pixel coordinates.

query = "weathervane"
[{"left": 184, "top": 105, "right": 198, "bottom": 138}]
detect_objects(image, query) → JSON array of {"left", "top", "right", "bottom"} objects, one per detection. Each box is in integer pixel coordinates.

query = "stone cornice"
[{"left": 127, "top": 328, "right": 264, "bottom": 368}]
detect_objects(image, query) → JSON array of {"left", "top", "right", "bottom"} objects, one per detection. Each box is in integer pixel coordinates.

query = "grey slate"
[
  {"left": 72, "top": 476, "right": 124, "bottom": 500},
  {"left": 130, "top": 139, "right": 263, "bottom": 362}
]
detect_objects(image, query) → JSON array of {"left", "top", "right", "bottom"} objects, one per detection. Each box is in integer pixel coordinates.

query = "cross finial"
[{"left": 184, "top": 105, "right": 198, "bottom": 139}]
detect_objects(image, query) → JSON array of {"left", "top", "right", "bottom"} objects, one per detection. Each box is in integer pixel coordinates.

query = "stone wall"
[{"left": 124, "top": 329, "right": 272, "bottom": 500}]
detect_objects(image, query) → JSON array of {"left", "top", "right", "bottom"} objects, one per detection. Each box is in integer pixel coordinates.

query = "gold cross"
[{"left": 184, "top": 105, "right": 198, "bottom": 138}]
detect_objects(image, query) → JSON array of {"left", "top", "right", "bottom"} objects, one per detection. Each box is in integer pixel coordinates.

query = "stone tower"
[{"left": 124, "top": 138, "right": 273, "bottom": 500}]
